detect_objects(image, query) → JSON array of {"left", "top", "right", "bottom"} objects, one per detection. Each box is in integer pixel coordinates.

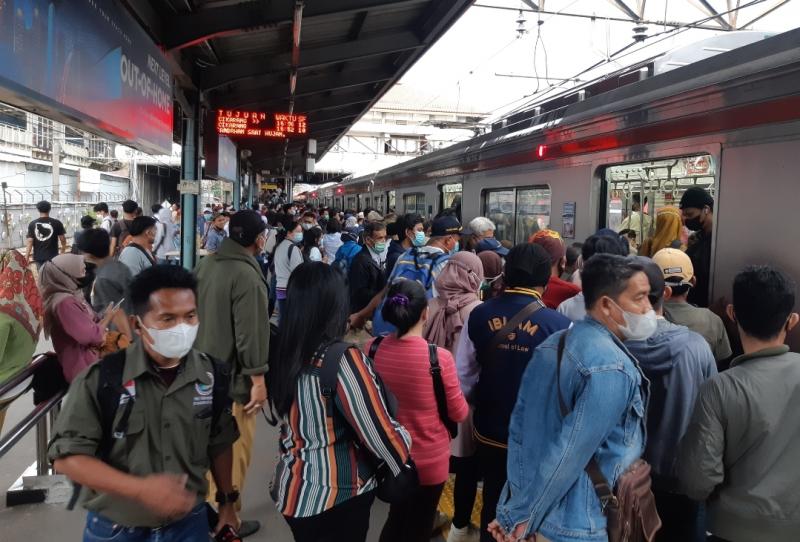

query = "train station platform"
[{"left": 0, "top": 340, "right": 453, "bottom": 542}]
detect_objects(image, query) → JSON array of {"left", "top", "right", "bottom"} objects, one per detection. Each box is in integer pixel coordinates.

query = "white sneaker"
[{"left": 447, "top": 525, "right": 479, "bottom": 542}]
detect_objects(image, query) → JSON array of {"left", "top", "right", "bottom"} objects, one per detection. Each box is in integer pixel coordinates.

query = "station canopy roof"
[{"left": 122, "top": 0, "right": 472, "bottom": 176}]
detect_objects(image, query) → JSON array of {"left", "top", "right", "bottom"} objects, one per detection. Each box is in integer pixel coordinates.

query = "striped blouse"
[{"left": 271, "top": 346, "right": 412, "bottom": 518}]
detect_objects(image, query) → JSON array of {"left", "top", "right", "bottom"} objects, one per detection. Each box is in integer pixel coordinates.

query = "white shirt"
[
  {"left": 557, "top": 291, "right": 586, "bottom": 322},
  {"left": 274, "top": 239, "right": 304, "bottom": 289}
]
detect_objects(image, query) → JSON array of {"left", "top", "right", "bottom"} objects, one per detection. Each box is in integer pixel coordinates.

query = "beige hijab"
[
  {"left": 40, "top": 254, "right": 87, "bottom": 338},
  {"left": 424, "top": 252, "right": 484, "bottom": 350}
]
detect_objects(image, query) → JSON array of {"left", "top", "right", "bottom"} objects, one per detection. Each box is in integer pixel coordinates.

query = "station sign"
[
  {"left": 0, "top": 2, "right": 173, "bottom": 155},
  {"left": 216, "top": 110, "right": 308, "bottom": 139},
  {"left": 178, "top": 180, "right": 200, "bottom": 195}
]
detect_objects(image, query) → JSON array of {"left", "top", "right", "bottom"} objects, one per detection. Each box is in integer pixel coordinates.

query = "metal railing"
[{"left": 0, "top": 355, "right": 65, "bottom": 477}]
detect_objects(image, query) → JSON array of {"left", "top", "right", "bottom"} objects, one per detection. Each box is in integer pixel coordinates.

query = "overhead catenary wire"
[{"left": 489, "top": 0, "right": 771, "bottom": 121}]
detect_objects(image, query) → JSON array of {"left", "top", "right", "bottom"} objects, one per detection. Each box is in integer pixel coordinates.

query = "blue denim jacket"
[{"left": 496, "top": 317, "right": 648, "bottom": 541}]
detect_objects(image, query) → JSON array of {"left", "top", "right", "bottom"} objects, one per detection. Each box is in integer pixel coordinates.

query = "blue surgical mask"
[
  {"left": 412, "top": 231, "right": 425, "bottom": 247},
  {"left": 450, "top": 242, "right": 460, "bottom": 255},
  {"left": 292, "top": 232, "right": 303, "bottom": 243}
]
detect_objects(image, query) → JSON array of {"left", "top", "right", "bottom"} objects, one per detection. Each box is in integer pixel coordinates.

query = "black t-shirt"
[{"left": 27, "top": 217, "right": 65, "bottom": 263}]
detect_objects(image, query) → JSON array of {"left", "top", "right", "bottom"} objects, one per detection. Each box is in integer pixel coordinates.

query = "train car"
[{"left": 340, "top": 28, "right": 800, "bottom": 339}]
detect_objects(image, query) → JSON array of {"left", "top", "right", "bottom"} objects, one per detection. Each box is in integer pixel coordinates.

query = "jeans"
[
  {"left": 284, "top": 491, "right": 375, "bottom": 542},
  {"left": 476, "top": 443, "right": 508, "bottom": 542},
  {"left": 83, "top": 503, "right": 208, "bottom": 541},
  {"left": 379, "top": 483, "right": 445, "bottom": 542}
]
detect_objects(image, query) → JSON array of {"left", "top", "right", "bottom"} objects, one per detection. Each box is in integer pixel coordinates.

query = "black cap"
[
  {"left": 431, "top": 215, "right": 462, "bottom": 237},
  {"left": 229, "top": 210, "right": 267, "bottom": 246},
  {"left": 679, "top": 186, "right": 714, "bottom": 210},
  {"left": 631, "top": 256, "right": 665, "bottom": 306},
  {"left": 129, "top": 216, "right": 156, "bottom": 236},
  {"left": 504, "top": 243, "right": 551, "bottom": 288}
]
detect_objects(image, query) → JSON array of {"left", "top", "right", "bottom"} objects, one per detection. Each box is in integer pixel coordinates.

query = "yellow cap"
[{"left": 652, "top": 248, "right": 694, "bottom": 284}]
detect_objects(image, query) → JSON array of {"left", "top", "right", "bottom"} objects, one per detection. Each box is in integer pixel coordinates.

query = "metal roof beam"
[
  {"left": 227, "top": 88, "right": 377, "bottom": 114},
  {"left": 165, "top": 0, "right": 428, "bottom": 50},
  {"left": 740, "top": 0, "right": 792, "bottom": 29},
  {"left": 696, "top": 0, "right": 733, "bottom": 30},
  {"left": 218, "top": 68, "right": 393, "bottom": 109},
  {"left": 200, "top": 31, "right": 422, "bottom": 91},
  {"left": 607, "top": 0, "right": 640, "bottom": 21}
]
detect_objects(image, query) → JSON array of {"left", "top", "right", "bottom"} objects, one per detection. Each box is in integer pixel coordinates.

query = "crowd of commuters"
[{"left": 3, "top": 185, "right": 792, "bottom": 542}]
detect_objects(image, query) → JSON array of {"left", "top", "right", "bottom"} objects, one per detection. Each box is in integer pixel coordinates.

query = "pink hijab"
[
  {"left": 425, "top": 252, "right": 484, "bottom": 349},
  {"left": 39, "top": 254, "right": 87, "bottom": 339}
]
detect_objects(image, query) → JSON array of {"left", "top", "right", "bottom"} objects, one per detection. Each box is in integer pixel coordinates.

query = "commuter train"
[{"left": 309, "top": 29, "right": 800, "bottom": 345}]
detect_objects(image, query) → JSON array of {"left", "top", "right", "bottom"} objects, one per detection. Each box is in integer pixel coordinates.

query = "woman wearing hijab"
[
  {"left": 0, "top": 250, "right": 42, "bottom": 431},
  {"left": 639, "top": 206, "right": 684, "bottom": 257},
  {"left": 153, "top": 206, "right": 177, "bottom": 264},
  {"left": 477, "top": 251, "right": 504, "bottom": 301},
  {"left": 40, "top": 254, "right": 120, "bottom": 382},
  {"left": 424, "top": 251, "right": 485, "bottom": 542}
]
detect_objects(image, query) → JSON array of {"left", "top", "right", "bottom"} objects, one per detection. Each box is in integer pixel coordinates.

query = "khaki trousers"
[{"left": 207, "top": 402, "right": 256, "bottom": 512}]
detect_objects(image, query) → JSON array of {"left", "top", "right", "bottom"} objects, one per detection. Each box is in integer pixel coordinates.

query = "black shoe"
[{"left": 238, "top": 520, "right": 261, "bottom": 538}]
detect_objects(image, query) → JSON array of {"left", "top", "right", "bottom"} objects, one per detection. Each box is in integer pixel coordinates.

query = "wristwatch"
[{"left": 215, "top": 490, "right": 240, "bottom": 505}]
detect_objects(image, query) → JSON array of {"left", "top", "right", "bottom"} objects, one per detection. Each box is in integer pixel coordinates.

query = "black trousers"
[
  {"left": 379, "top": 483, "right": 445, "bottom": 542},
  {"left": 450, "top": 455, "right": 481, "bottom": 529},
  {"left": 476, "top": 443, "right": 508, "bottom": 542},
  {"left": 652, "top": 489, "right": 705, "bottom": 542},
  {"left": 284, "top": 491, "right": 375, "bottom": 542}
]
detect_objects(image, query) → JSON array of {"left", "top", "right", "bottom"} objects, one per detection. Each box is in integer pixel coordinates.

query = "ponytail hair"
[{"left": 382, "top": 280, "right": 427, "bottom": 338}]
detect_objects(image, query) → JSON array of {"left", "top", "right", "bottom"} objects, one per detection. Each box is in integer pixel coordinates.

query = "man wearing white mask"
[
  {"left": 49, "top": 265, "right": 240, "bottom": 541},
  {"left": 194, "top": 210, "right": 269, "bottom": 538},
  {"left": 488, "top": 254, "right": 658, "bottom": 542},
  {"left": 347, "top": 221, "right": 388, "bottom": 316}
]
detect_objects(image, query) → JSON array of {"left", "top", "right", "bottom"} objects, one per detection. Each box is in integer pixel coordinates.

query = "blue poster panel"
[{"left": 0, "top": 0, "right": 173, "bottom": 154}]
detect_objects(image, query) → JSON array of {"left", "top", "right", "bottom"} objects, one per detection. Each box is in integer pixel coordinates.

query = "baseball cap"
[
  {"left": 652, "top": 248, "right": 694, "bottom": 285},
  {"left": 228, "top": 210, "right": 267, "bottom": 246},
  {"left": 431, "top": 215, "right": 462, "bottom": 237},
  {"left": 530, "top": 229, "right": 565, "bottom": 264},
  {"left": 476, "top": 237, "right": 509, "bottom": 257}
]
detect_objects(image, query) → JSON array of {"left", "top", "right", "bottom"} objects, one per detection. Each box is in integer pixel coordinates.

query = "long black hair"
[
  {"left": 302, "top": 227, "right": 323, "bottom": 259},
  {"left": 268, "top": 262, "right": 350, "bottom": 416},
  {"left": 382, "top": 280, "right": 427, "bottom": 338}
]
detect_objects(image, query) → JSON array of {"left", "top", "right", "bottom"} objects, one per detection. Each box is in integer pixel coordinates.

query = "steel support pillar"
[{"left": 180, "top": 96, "right": 201, "bottom": 270}]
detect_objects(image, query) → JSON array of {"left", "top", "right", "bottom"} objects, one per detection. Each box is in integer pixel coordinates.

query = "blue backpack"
[
  {"left": 333, "top": 240, "right": 362, "bottom": 276},
  {"left": 372, "top": 248, "right": 450, "bottom": 336}
]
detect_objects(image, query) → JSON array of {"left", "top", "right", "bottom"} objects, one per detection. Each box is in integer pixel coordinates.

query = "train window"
[
  {"left": 346, "top": 196, "right": 357, "bottom": 210},
  {"left": 388, "top": 191, "right": 396, "bottom": 212},
  {"left": 483, "top": 186, "right": 551, "bottom": 244},
  {"left": 403, "top": 193, "right": 427, "bottom": 216},
  {"left": 603, "top": 155, "right": 715, "bottom": 244},
  {"left": 439, "top": 183, "right": 463, "bottom": 220}
]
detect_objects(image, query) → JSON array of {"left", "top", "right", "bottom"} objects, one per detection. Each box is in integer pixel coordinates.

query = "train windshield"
[{"left": 604, "top": 154, "right": 716, "bottom": 243}]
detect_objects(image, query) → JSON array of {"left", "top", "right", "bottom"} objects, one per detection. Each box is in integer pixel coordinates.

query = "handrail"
[
  {"left": 0, "top": 390, "right": 65, "bottom": 461},
  {"left": 0, "top": 353, "right": 48, "bottom": 398}
]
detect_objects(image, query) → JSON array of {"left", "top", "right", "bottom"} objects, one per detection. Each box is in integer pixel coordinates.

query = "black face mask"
[{"left": 685, "top": 209, "right": 705, "bottom": 232}]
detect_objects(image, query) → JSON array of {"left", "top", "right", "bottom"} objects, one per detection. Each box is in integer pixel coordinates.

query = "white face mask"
[
  {"left": 611, "top": 300, "right": 657, "bottom": 341},
  {"left": 140, "top": 320, "right": 199, "bottom": 360}
]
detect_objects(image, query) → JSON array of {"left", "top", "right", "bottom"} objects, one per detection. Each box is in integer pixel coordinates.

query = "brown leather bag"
[{"left": 556, "top": 332, "right": 662, "bottom": 542}]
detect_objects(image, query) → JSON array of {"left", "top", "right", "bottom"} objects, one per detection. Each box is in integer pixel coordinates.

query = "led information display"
[{"left": 216, "top": 110, "right": 308, "bottom": 138}]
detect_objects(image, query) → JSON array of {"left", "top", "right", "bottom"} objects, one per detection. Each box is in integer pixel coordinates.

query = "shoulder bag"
[
  {"left": 481, "top": 298, "right": 544, "bottom": 360},
  {"left": 556, "top": 332, "right": 662, "bottom": 542}
]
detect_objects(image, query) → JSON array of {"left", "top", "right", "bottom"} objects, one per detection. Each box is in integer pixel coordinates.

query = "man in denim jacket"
[{"left": 490, "top": 254, "right": 653, "bottom": 542}]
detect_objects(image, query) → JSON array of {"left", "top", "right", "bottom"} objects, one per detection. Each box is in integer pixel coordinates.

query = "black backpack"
[{"left": 67, "top": 349, "right": 231, "bottom": 509}]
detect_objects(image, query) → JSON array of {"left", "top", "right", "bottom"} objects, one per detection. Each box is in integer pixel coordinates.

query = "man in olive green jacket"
[
  {"left": 195, "top": 210, "right": 269, "bottom": 537},
  {"left": 679, "top": 265, "right": 800, "bottom": 542}
]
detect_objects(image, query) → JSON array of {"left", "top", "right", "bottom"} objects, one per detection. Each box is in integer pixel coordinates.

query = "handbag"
[
  {"left": 319, "top": 340, "right": 418, "bottom": 504},
  {"left": 369, "top": 337, "right": 458, "bottom": 438},
  {"left": 556, "top": 332, "right": 662, "bottom": 542}
]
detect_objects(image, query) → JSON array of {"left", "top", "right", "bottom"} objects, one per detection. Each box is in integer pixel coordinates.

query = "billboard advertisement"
[
  {"left": 205, "top": 134, "right": 238, "bottom": 183},
  {"left": 0, "top": 0, "right": 173, "bottom": 154}
]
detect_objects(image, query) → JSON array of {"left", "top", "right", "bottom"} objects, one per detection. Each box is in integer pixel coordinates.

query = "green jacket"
[
  {"left": 47, "top": 341, "right": 239, "bottom": 527},
  {"left": 194, "top": 238, "right": 269, "bottom": 404},
  {"left": 679, "top": 345, "right": 800, "bottom": 542}
]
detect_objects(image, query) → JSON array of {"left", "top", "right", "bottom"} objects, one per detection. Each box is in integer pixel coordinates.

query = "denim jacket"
[{"left": 496, "top": 317, "right": 648, "bottom": 541}]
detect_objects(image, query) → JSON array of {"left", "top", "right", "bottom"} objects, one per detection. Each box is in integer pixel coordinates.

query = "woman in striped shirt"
[
  {"left": 369, "top": 280, "right": 469, "bottom": 542},
  {"left": 268, "top": 262, "right": 411, "bottom": 542}
]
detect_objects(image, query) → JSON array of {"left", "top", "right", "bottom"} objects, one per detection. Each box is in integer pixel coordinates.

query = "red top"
[
  {"left": 542, "top": 275, "right": 582, "bottom": 309},
  {"left": 367, "top": 335, "right": 468, "bottom": 486}
]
